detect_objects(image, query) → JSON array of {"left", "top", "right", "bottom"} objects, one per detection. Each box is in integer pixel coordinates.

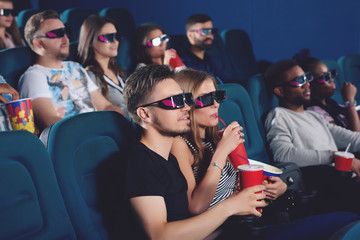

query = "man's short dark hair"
[
  {"left": 24, "top": 10, "right": 60, "bottom": 49},
  {"left": 264, "top": 59, "right": 298, "bottom": 93},
  {"left": 185, "top": 14, "right": 212, "bottom": 31},
  {"left": 123, "top": 64, "right": 175, "bottom": 126}
]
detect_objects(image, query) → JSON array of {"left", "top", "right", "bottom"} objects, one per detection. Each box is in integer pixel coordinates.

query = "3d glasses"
[
  {"left": 97, "top": 33, "right": 122, "bottom": 43},
  {"left": 36, "top": 27, "right": 73, "bottom": 39},
  {"left": 146, "top": 34, "right": 169, "bottom": 47},
  {"left": 315, "top": 69, "right": 337, "bottom": 84},
  {"left": 195, "top": 90, "right": 227, "bottom": 108},
  {"left": 191, "top": 28, "right": 218, "bottom": 36},
  {"left": 284, "top": 72, "right": 313, "bottom": 88},
  {"left": 138, "top": 93, "right": 194, "bottom": 110},
  {"left": 0, "top": 9, "right": 12, "bottom": 16}
]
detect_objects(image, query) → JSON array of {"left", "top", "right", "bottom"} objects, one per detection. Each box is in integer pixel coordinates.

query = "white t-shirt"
[{"left": 19, "top": 61, "right": 98, "bottom": 119}]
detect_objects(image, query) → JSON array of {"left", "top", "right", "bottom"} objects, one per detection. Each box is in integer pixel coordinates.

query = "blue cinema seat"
[
  {"left": 99, "top": 8, "right": 136, "bottom": 73},
  {"left": 218, "top": 83, "right": 270, "bottom": 163},
  {"left": 61, "top": 8, "right": 98, "bottom": 42},
  {"left": 0, "top": 46, "right": 36, "bottom": 89},
  {"left": 338, "top": 55, "right": 360, "bottom": 103},
  {"left": 322, "top": 59, "right": 345, "bottom": 104},
  {"left": 168, "top": 34, "right": 188, "bottom": 53},
  {"left": 221, "top": 29, "right": 258, "bottom": 84},
  {"left": 17, "top": 9, "right": 43, "bottom": 39},
  {"left": 99, "top": 8, "right": 135, "bottom": 40},
  {"left": 0, "top": 130, "right": 76, "bottom": 240},
  {"left": 246, "top": 73, "right": 279, "bottom": 140},
  {"left": 45, "top": 111, "right": 138, "bottom": 239},
  {"left": 206, "top": 32, "right": 237, "bottom": 83}
]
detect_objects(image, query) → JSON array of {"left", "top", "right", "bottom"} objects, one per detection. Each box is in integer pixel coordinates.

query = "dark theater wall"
[{"left": 39, "top": 0, "right": 360, "bottom": 62}]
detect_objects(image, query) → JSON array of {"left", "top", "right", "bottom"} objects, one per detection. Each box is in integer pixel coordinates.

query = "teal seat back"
[
  {"left": 206, "top": 32, "right": 237, "bottom": 82},
  {"left": 322, "top": 59, "right": 345, "bottom": 104},
  {"left": 17, "top": 9, "right": 43, "bottom": 40},
  {"left": 247, "top": 73, "right": 279, "bottom": 139},
  {"left": 46, "top": 111, "right": 137, "bottom": 239},
  {"left": 218, "top": 83, "right": 270, "bottom": 163},
  {"left": 99, "top": 8, "right": 135, "bottom": 40},
  {"left": 221, "top": 29, "right": 258, "bottom": 84},
  {"left": 0, "top": 131, "right": 76, "bottom": 240},
  {"left": 61, "top": 8, "right": 98, "bottom": 42},
  {"left": 0, "top": 46, "right": 36, "bottom": 89},
  {"left": 338, "top": 55, "right": 360, "bottom": 103}
]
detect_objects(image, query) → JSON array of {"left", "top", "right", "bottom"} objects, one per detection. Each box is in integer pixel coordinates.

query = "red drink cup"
[
  {"left": 238, "top": 164, "right": 264, "bottom": 189},
  {"left": 168, "top": 49, "right": 186, "bottom": 71},
  {"left": 5, "top": 98, "right": 35, "bottom": 134},
  {"left": 334, "top": 151, "right": 354, "bottom": 171},
  {"left": 229, "top": 142, "right": 249, "bottom": 170},
  {"left": 238, "top": 164, "right": 264, "bottom": 212}
]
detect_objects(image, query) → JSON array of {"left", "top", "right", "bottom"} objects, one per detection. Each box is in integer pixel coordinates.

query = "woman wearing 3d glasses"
[
  {"left": 0, "top": 0, "right": 24, "bottom": 50},
  {"left": 78, "top": 15, "right": 128, "bottom": 118},
  {"left": 130, "top": 23, "right": 178, "bottom": 72},
  {"left": 294, "top": 49, "right": 360, "bottom": 132},
  {"left": 170, "top": 69, "right": 287, "bottom": 216}
]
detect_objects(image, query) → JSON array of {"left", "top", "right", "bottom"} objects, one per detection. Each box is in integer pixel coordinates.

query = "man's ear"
[
  {"left": 186, "top": 30, "right": 193, "bottom": 44},
  {"left": 33, "top": 38, "right": 43, "bottom": 49},
  {"left": 274, "top": 86, "right": 284, "bottom": 98},
  {"left": 137, "top": 107, "right": 151, "bottom": 124}
]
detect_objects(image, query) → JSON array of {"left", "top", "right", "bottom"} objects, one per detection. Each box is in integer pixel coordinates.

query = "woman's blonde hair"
[{"left": 174, "top": 69, "right": 219, "bottom": 168}]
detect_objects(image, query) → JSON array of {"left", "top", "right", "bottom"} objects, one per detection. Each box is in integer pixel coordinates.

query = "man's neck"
[
  {"left": 36, "top": 56, "right": 63, "bottom": 69},
  {"left": 189, "top": 45, "right": 205, "bottom": 60},
  {"left": 280, "top": 101, "right": 305, "bottom": 113},
  {"left": 140, "top": 128, "right": 174, "bottom": 160}
]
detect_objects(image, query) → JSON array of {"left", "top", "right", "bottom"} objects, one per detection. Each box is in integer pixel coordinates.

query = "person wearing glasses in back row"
[
  {"left": 181, "top": 14, "right": 232, "bottom": 84},
  {"left": 78, "top": 15, "right": 129, "bottom": 119},
  {"left": 0, "top": 0, "right": 25, "bottom": 50},
  {"left": 130, "top": 23, "right": 178, "bottom": 72},
  {"left": 293, "top": 49, "right": 360, "bottom": 132},
  {"left": 18, "top": 10, "right": 125, "bottom": 132},
  {"left": 264, "top": 59, "right": 360, "bottom": 215}
]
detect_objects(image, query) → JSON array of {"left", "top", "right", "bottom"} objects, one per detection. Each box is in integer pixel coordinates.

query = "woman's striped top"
[{"left": 179, "top": 136, "right": 237, "bottom": 208}]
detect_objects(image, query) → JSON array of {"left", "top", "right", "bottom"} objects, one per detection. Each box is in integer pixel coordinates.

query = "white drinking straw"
[{"left": 345, "top": 143, "right": 351, "bottom": 153}]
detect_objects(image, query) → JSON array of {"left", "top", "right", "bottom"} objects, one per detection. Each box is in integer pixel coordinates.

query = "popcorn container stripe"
[{"left": 6, "top": 98, "right": 35, "bottom": 134}]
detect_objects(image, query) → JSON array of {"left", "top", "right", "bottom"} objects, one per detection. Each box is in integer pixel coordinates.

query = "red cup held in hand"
[
  {"left": 168, "top": 49, "right": 186, "bottom": 71},
  {"left": 334, "top": 151, "right": 354, "bottom": 171},
  {"left": 238, "top": 164, "right": 264, "bottom": 212}
]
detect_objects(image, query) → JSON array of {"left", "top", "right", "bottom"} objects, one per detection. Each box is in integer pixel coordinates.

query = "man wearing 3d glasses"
[
  {"left": 264, "top": 59, "right": 360, "bottom": 214},
  {"left": 18, "top": 10, "right": 125, "bottom": 132},
  {"left": 181, "top": 14, "right": 232, "bottom": 84}
]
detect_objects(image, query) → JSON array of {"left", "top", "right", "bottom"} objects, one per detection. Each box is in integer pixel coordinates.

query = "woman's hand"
[
  {"left": 217, "top": 121, "right": 245, "bottom": 156},
  {"left": 342, "top": 82, "right": 357, "bottom": 102},
  {"left": 163, "top": 49, "right": 177, "bottom": 65}
]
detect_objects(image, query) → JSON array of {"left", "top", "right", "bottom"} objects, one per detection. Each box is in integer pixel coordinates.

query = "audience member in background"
[
  {"left": 123, "top": 64, "right": 267, "bottom": 239},
  {"left": 264, "top": 59, "right": 360, "bottom": 214},
  {"left": 293, "top": 49, "right": 360, "bottom": 132},
  {"left": 18, "top": 10, "right": 125, "bottom": 132},
  {"left": 0, "top": 0, "right": 24, "bottom": 50},
  {"left": 0, "top": 75, "right": 18, "bottom": 102},
  {"left": 130, "top": 23, "right": 177, "bottom": 71},
  {"left": 171, "top": 69, "right": 286, "bottom": 216},
  {"left": 182, "top": 13, "right": 231, "bottom": 83},
  {"left": 78, "top": 15, "right": 129, "bottom": 118}
]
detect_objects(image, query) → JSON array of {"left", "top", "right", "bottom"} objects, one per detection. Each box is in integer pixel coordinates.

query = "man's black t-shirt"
[{"left": 126, "top": 142, "right": 190, "bottom": 222}]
